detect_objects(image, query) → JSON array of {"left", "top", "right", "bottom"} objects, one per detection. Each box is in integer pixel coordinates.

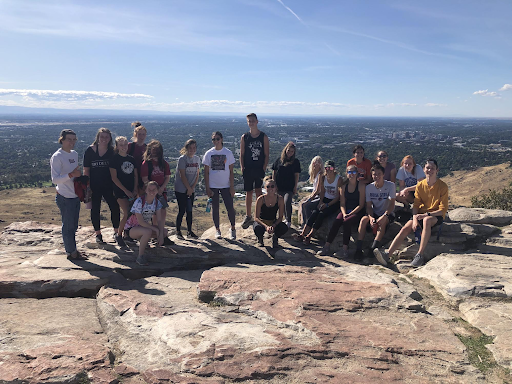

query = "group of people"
[{"left": 50, "top": 113, "right": 448, "bottom": 268}]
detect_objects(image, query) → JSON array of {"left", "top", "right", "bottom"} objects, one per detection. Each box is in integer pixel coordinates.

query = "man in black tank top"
[{"left": 240, "top": 113, "right": 269, "bottom": 229}]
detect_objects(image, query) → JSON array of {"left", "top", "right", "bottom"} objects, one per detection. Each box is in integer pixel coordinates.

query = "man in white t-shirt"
[{"left": 354, "top": 164, "right": 396, "bottom": 261}]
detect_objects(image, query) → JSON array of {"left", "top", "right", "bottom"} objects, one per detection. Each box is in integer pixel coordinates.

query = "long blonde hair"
[
  {"left": 114, "top": 136, "right": 128, "bottom": 154},
  {"left": 308, "top": 156, "right": 323, "bottom": 184}
]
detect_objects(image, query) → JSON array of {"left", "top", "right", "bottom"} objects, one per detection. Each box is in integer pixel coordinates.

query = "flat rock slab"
[
  {"left": 0, "top": 297, "right": 115, "bottom": 383},
  {"left": 448, "top": 208, "right": 512, "bottom": 226},
  {"left": 412, "top": 253, "right": 512, "bottom": 299},
  {"left": 460, "top": 300, "right": 512, "bottom": 371},
  {"left": 97, "top": 263, "right": 484, "bottom": 383}
]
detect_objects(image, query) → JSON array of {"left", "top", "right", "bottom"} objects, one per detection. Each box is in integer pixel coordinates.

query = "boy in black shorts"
[{"left": 240, "top": 113, "right": 269, "bottom": 229}]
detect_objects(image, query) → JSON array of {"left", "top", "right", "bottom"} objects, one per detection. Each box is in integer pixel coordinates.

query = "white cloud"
[
  {"left": 425, "top": 103, "right": 447, "bottom": 107},
  {"left": 499, "top": 84, "right": 512, "bottom": 91},
  {"left": 0, "top": 88, "right": 153, "bottom": 101},
  {"left": 473, "top": 90, "right": 500, "bottom": 98}
]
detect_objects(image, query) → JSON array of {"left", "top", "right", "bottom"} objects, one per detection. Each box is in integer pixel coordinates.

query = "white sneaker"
[
  {"left": 230, "top": 229, "right": 236, "bottom": 240},
  {"left": 215, "top": 229, "right": 222, "bottom": 239}
]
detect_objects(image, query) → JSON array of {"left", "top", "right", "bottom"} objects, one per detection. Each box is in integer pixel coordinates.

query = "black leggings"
[
  {"left": 326, "top": 211, "right": 362, "bottom": 245},
  {"left": 91, "top": 187, "right": 120, "bottom": 231},
  {"left": 253, "top": 221, "right": 288, "bottom": 239},
  {"left": 211, "top": 188, "right": 236, "bottom": 228},
  {"left": 175, "top": 191, "right": 195, "bottom": 232},
  {"left": 306, "top": 197, "right": 340, "bottom": 230},
  {"left": 279, "top": 191, "right": 294, "bottom": 223}
]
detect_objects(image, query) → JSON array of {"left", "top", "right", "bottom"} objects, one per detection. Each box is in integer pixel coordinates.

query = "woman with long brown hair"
[{"left": 128, "top": 122, "right": 147, "bottom": 195}]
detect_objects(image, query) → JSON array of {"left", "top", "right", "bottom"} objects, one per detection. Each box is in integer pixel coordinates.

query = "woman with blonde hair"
[
  {"left": 174, "top": 139, "right": 201, "bottom": 239},
  {"left": 396, "top": 155, "right": 425, "bottom": 208},
  {"left": 109, "top": 136, "right": 138, "bottom": 246},
  {"left": 298, "top": 156, "right": 323, "bottom": 227},
  {"left": 83, "top": 127, "right": 121, "bottom": 245},
  {"left": 272, "top": 142, "right": 301, "bottom": 226},
  {"left": 128, "top": 122, "right": 147, "bottom": 195}
]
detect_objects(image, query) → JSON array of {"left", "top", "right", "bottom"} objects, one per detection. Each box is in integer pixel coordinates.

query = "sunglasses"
[
  {"left": 347, "top": 170, "right": 357, "bottom": 175},
  {"left": 378, "top": 154, "right": 388, "bottom": 158},
  {"left": 212, "top": 137, "right": 221, "bottom": 142},
  {"left": 325, "top": 166, "right": 334, "bottom": 170},
  {"left": 266, "top": 184, "right": 276, "bottom": 189}
]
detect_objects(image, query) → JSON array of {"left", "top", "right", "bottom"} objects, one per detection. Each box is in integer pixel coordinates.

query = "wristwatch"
[{"left": 427, "top": 212, "right": 431, "bottom": 216}]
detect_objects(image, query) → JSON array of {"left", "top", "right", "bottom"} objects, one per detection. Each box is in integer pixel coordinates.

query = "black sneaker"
[
  {"left": 187, "top": 230, "right": 198, "bottom": 239},
  {"left": 354, "top": 249, "right": 363, "bottom": 261},
  {"left": 241, "top": 215, "right": 253, "bottom": 229},
  {"left": 96, "top": 234, "right": 105, "bottom": 244},
  {"left": 176, "top": 231, "right": 184, "bottom": 240},
  {"left": 136, "top": 254, "right": 149, "bottom": 266},
  {"left": 373, "top": 248, "right": 389, "bottom": 266},
  {"left": 115, "top": 234, "right": 126, "bottom": 247},
  {"left": 163, "top": 237, "right": 174, "bottom": 246}
]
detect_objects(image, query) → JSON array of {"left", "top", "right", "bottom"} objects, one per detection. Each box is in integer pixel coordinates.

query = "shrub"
[{"left": 471, "top": 187, "right": 512, "bottom": 211}]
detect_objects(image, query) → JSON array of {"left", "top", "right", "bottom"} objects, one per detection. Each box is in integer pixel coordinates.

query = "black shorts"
[
  {"left": 243, "top": 168, "right": 265, "bottom": 192},
  {"left": 411, "top": 215, "right": 443, "bottom": 228},
  {"left": 365, "top": 213, "right": 395, "bottom": 232}
]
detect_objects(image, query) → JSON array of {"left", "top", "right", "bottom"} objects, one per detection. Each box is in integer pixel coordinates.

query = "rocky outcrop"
[{"left": 2, "top": 208, "right": 512, "bottom": 382}]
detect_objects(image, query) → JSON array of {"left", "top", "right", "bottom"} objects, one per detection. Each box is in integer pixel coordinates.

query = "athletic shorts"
[
  {"left": 243, "top": 168, "right": 265, "bottom": 192},
  {"left": 365, "top": 213, "right": 395, "bottom": 232},
  {"left": 411, "top": 215, "right": 443, "bottom": 228}
]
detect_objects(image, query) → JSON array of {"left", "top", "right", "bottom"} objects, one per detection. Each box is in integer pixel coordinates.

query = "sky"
[{"left": 0, "top": 0, "right": 511, "bottom": 117}]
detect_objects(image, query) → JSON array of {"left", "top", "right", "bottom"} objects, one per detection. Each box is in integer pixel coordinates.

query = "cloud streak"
[
  {"left": 0, "top": 88, "right": 153, "bottom": 101},
  {"left": 473, "top": 89, "right": 500, "bottom": 98},
  {"left": 276, "top": 0, "right": 305, "bottom": 25}
]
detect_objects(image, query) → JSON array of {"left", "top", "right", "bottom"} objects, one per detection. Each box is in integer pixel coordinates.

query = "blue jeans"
[{"left": 55, "top": 193, "right": 80, "bottom": 254}]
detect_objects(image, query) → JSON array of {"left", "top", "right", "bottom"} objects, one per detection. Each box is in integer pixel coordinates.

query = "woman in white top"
[
  {"left": 298, "top": 156, "right": 323, "bottom": 228},
  {"left": 293, "top": 160, "right": 342, "bottom": 244},
  {"left": 396, "top": 155, "right": 426, "bottom": 208},
  {"left": 50, "top": 129, "right": 87, "bottom": 260},
  {"left": 203, "top": 131, "right": 236, "bottom": 240}
]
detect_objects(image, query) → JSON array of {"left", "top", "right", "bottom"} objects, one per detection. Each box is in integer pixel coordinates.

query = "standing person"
[
  {"left": 354, "top": 164, "right": 396, "bottom": 261},
  {"left": 83, "top": 128, "right": 121, "bottom": 245},
  {"left": 374, "top": 159, "right": 448, "bottom": 267},
  {"left": 140, "top": 140, "right": 172, "bottom": 238},
  {"left": 125, "top": 181, "right": 171, "bottom": 266},
  {"left": 293, "top": 160, "right": 341, "bottom": 244},
  {"left": 298, "top": 156, "right": 323, "bottom": 228},
  {"left": 253, "top": 176, "right": 288, "bottom": 248},
  {"left": 203, "top": 131, "right": 237, "bottom": 240},
  {"left": 174, "top": 139, "right": 201, "bottom": 239},
  {"left": 396, "top": 155, "right": 426, "bottom": 209},
  {"left": 128, "top": 122, "right": 147, "bottom": 196},
  {"left": 375, "top": 150, "right": 396, "bottom": 182},
  {"left": 51, "top": 129, "right": 87, "bottom": 260},
  {"left": 317, "top": 164, "right": 366, "bottom": 258},
  {"left": 240, "top": 113, "right": 269, "bottom": 229},
  {"left": 272, "top": 142, "right": 301, "bottom": 227},
  {"left": 109, "top": 136, "right": 138, "bottom": 246},
  {"left": 347, "top": 145, "right": 372, "bottom": 184}
]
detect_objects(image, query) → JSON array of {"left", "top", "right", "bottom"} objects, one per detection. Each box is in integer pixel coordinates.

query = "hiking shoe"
[
  {"left": 230, "top": 229, "right": 236, "bottom": 240},
  {"left": 187, "top": 230, "right": 198, "bottom": 239},
  {"left": 136, "top": 254, "right": 149, "bottom": 266},
  {"left": 334, "top": 249, "right": 349, "bottom": 259},
  {"left": 373, "top": 248, "right": 389, "bottom": 266},
  {"left": 241, "top": 216, "right": 253, "bottom": 229},
  {"left": 115, "top": 234, "right": 126, "bottom": 247},
  {"left": 95, "top": 234, "right": 105, "bottom": 244},
  {"left": 176, "top": 231, "right": 184, "bottom": 240},
  {"left": 354, "top": 249, "right": 363, "bottom": 261},
  {"left": 272, "top": 235, "right": 279, "bottom": 249},
  {"left": 316, "top": 245, "right": 331, "bottom": 256},
  {"left": 163, "top": 237, "right": 174, "bottom": 246},
  {"left": 215, "top": 229, "right": 222, "bottom": 239},
  {"left": 257, "top": 236, "right": 264, "bottom": 247},
  {"left": 410, "top": 253, "right": 425, "bottom": 267},
  {"left": 365, "top": 248, "right": 374, "bottom": 259}
]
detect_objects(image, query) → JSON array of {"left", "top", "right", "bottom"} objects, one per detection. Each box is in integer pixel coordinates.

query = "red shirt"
[
  {"left": 140, "top": 160, "right": 170, "bottom": 190},
  {"left": 128, "top": 142, "right": 147, "bottom": 168},
  {"left": 347, "top": 158, "right": 372, "bottom": 182}
]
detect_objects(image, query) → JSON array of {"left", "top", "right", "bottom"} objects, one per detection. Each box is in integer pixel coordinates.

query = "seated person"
[
  {"left": 253, "top": 176, "right": 288, "bottom": 248},
  {"left": 347, "top": 145, "right": 372, "bottom": 184},
  {"left": 396, "top": 155, "right": 425, "bottom": 210},
  {"left": 354, "top": 164, "right": 396, "bottom": 261},
  {"left": 374, "top": 159, "right": 448, "bottom": 267},
  {"left": 298, "top": 156, "right": 323, "bottom": 228},
  {"left": 125, "top": 181, "right": 172, "bottom": 266}
]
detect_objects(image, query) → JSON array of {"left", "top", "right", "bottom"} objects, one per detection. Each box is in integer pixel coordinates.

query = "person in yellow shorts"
[{"left": 374, "top": 159, "right": 448, "bottom": 267}]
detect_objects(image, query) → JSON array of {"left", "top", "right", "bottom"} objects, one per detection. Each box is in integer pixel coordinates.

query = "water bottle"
[
  {"left": 206, "top": 197, "right": 212, "bottom": 213},
  {"left": 414, "top": 228, "right": 422, "bottom": 244}
]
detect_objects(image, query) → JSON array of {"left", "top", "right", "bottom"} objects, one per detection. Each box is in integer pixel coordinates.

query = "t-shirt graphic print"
[{"left": 211, "top": 154, "right": 227, "bottom": 171}]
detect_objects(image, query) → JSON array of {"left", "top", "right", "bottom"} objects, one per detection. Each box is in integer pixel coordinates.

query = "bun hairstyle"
[
  {"left": 131, "top": 121, "right": 142, "bottom": 128},
  {"left": 114, "top": 136, "right": 128, "bottom": 154},
  {"left": 58, "top": 129, "right": 76, "bottom": 144},
  {"left": 180, "top": 139, "right": 197, "bottom": 156},
  {"left": 263, "top": 175, "right": 274, "bottom": 184},
  {"left": 132, "top": 123, "right": 147, "bottom": 141}
]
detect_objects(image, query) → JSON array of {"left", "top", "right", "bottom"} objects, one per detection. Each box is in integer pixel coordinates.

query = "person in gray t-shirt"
[
  {"left": 354, "top": 164, "right": 396, "bottom": 261},
  {"left": 174, "top": 139, "right": 201, "bottom": 239}
]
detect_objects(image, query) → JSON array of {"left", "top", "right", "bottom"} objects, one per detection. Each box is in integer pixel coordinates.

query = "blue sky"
[{"left": 0, "top": 0, "right": 511, "bottom": 117}]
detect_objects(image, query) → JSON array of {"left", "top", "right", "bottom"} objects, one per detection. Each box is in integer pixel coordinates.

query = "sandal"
[{"left": 292, "top": 233, "right": 304, "bottom": 242}]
